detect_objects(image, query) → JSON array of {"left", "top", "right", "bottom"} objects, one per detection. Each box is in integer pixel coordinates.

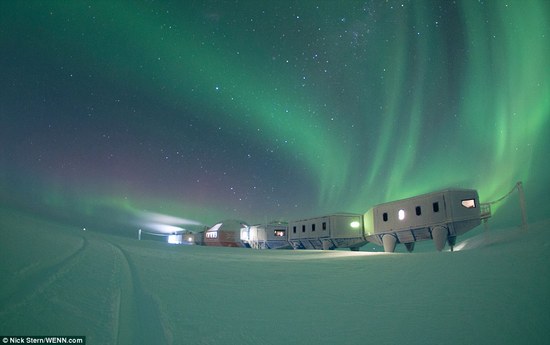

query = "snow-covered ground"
[{"left": 1, "top": 208, "right": 549, "bottom": 344}]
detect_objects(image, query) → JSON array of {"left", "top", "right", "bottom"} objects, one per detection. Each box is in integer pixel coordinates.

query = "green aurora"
[{"left": 1, "top": 0, "right": 548, "bottom": 230}]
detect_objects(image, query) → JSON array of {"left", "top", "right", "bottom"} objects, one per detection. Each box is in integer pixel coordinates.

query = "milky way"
[{"left": 1, "top": 1, "right": 549, "bottom": 232}]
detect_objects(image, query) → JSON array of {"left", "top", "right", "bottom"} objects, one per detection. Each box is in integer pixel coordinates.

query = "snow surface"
[{"left": 1, "top": 209, "right": 549, "bottom": 345}]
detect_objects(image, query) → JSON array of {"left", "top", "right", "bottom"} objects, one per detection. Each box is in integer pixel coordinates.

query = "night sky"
[{"left": 1, "top": 1, "right": 549, "bottom": 234}]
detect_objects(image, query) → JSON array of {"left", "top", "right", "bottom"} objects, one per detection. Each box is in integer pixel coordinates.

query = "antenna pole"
[{"left": 517, "top": 181, "right": 528, "bottom": 231}]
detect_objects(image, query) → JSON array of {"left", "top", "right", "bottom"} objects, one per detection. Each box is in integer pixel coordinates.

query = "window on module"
[
  {"left": 274, "top": 230, "right": 286, "bottom": 237},
  {"left": 461, "top": 199, "right": 476, "bottom": 208}
]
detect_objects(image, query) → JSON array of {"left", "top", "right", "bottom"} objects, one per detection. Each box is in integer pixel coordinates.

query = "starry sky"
[{"left": 1, "top": 0, "right": 549, "bottom": 234}]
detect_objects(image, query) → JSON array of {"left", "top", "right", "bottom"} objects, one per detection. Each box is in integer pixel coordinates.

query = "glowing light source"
[
  {"left": 138, "top": 211, "right": 203, "bottom": 226},
  {"left": 461, "top": 199, "right": 476, "bottom": 208},
  {"left": 240, "top": 227, "right": 250, "bottom": 241},
  {"left": 350, "top": 221, "right": 360, "bottom": 228},
  {"left": 398, "top": 209, "right": 405, "bottom": 220},
  {"left": 167, "top": 234, "right": 182, "bottom": 244},
  {"left": 146, "top": 223, "right": 184, "bottom": 233},
  {"left": 274, "top": 230, "right": 286, "bottom": 237}
]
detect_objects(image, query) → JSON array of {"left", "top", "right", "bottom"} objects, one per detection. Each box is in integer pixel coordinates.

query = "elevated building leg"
[
  {"left": 447, "top": 236, "right": 457, "bottom": 252},
  {"left": 382, "top": 234, "right": 397, "bottom": 253},
  {"left": 431, "top": 226, "right": 448, "bottom": 252},
  {"left": 322, "top": 240, "right": 332, "bottom": 250}
]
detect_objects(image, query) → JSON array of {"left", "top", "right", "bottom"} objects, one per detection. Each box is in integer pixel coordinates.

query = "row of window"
[
  {"left": 209, "top": 229, "right": 287, "bottom": 239},
  {"left": 382, "top": 202, "right": 440, "bottom": 222},
  {"left": 205, "top": 231, "right": 218, "bottom": 239},
  {"left": 292, "top": 221, "right": 328, "bottom": 234},
  {"left": 382, "top": 199, "right": 476, "bottom": 222}
]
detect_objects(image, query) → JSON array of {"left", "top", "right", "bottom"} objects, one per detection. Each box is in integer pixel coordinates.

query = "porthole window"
[
  {"left": 415, "top": 206, "right": 422, "bottom": 216},
  {"left": 433, "top": 202, "right": 440, "bottom": 213},
  {"left": 398, "top": 209, "right": 405, "bottom": 220},
  {"left": 383, "top": 212, "right": 388, "bottom": 222}
]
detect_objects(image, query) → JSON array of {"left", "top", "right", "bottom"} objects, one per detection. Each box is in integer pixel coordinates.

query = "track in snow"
[
  {"left": 0, "top": 235, "right": 89, "bottom": 315},
  {"left": 105, "top": 240, "right": 173, "bottom": 345}
]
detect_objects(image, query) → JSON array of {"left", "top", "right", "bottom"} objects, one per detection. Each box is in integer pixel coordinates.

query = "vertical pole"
[{"left": 517, "top": 181, "right": 528, "bottom": 231}]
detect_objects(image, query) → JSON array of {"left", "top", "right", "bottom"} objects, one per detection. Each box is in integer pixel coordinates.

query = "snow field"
[{"left": 1, "top": 209, "right": 549, "bottom": 344}]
